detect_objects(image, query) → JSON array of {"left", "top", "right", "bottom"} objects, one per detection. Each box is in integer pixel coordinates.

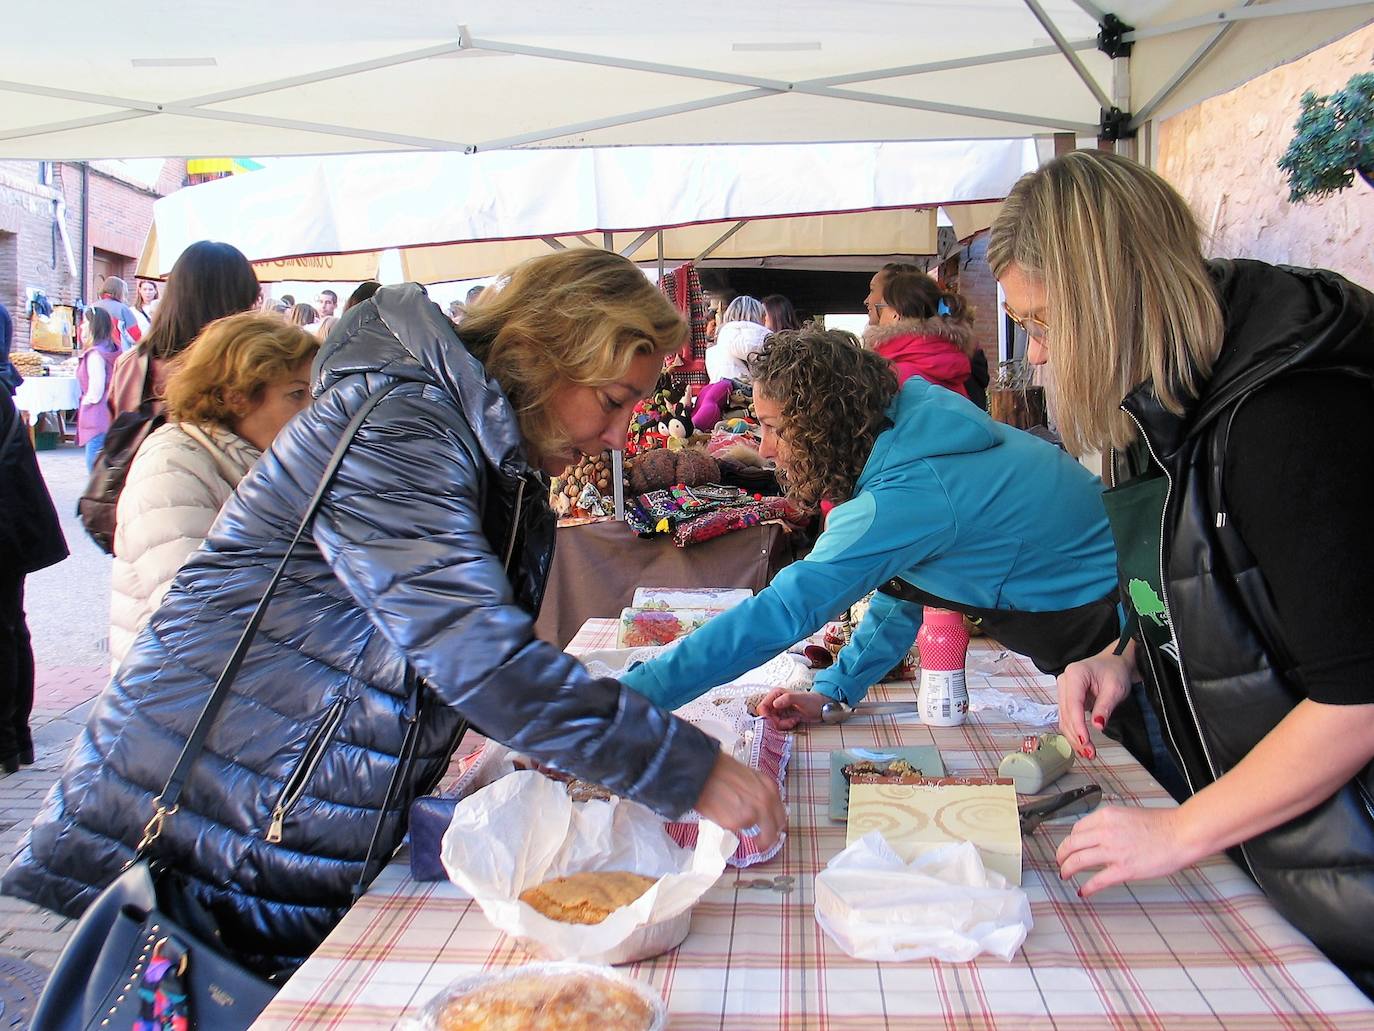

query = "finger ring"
[{"left": 741, "top": 824, "right": 761, "bottom": 838}]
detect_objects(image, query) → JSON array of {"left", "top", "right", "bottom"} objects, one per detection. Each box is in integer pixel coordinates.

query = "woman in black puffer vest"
[{"left": 990, "top": 149, "right": 1374, "bottom": 994}]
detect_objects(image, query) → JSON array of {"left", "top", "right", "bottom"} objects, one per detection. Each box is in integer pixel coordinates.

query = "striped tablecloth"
[{"left": 252, "top": 619, "right": 1374, "bottom": 1030}]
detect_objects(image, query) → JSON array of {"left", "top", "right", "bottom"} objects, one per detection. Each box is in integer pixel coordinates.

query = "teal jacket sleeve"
[
  {"left": 621, "top": 485, "right": 951, "bottom": 709},
  {"left": 813, "top": 590, "right": 924, "bottom": 704}
]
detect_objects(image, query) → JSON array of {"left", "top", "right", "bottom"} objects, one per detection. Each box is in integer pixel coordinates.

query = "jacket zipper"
[
  {"left": 502, "top": 475, "right": 526, "bottom": 572},
  {"left": 267, "top": 698, "right": 349, "bottom": 844},
  {"left": 1120, "top": 407, "right": 1257, "bottom": 881}
]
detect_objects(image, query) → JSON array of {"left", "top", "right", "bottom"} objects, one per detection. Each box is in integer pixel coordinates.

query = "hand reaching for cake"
[
  {"left": 693, "top": 751, "right": 786, "bottom": 849},
  {"left": 756, "top": 688, "right": 827, "bottom": 730}
]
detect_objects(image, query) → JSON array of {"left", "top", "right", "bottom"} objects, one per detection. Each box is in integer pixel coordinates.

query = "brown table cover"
[{"left": 533, "top": 519, "right": 795, "bottom": 647}]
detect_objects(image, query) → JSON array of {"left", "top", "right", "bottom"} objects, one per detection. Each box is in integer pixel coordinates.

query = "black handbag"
[
  {"left": 32, "top": 381, "right": 414, "bottom": 1031},
  {"left": 77, "top": 352, "right": 163, "bottom": 554}
]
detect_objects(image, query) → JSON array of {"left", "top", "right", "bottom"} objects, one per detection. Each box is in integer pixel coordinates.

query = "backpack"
[{"left": 77, "top": 353, "right": 163, "bottom": 554}]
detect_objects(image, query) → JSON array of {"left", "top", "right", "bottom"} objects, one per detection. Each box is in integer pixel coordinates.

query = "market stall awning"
[
  {"left": 3, "top": 1, "right": 1370, "bottom": 159},
  {"left": 137, "top": 140, "right": 1036, "bottom": 283}
]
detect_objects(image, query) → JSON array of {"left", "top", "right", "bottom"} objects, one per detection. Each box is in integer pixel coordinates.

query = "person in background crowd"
[
  {"left": 280, "top": 293, "right": 296, "bottom": 307},
  {"left": 92, "top": 277, "right": 142, "bottom": 351},
  {"left": 761, "top": 293, "right": 802, "bottom": 333},
  {"left": 0, "top": 302, "right": 20, "bottom": 396},
  {"left": 447, "top": 300, "right": 466, "bottom": 324},
  {"left": 108, "top": 314, "right": 318, "bottom": 668},
  {"left": 5, "top": 250, "right": 783, "bottom": 976},
  {"left": 466, "top": 284, "right": 485, "bottom": 308},
  {"left": 867, "top": 262, "right": 989, "bottom": 409},
  {"left": 315, "top": 315, "right": 338, "bottom": 339},
  {"left": 865, "top": 271, "right": 974, "bottom": 399},
  {"left": 287, "top": 302, "right": 318, "bottom": 330},
  {"left": 691, "top": 295, "right": 771, "bottom": 431},
  {"left": 75, "top": 307, "right": 121, "bottom": 470},
  {"left": 316, "top": 289, "right": 338, "bottom": 318},
  {"left": 345, "top": 281, "right": 381, "bottom": 311},
  {"left": 131, "top": 279, "right": 159, "bottom": 337},
  {"left": 0, "top": 388, "right": 67, "bottom": 774},
  {"left": 990, "top": 149, "right": 1374, "bottom": 992},
  {"left": 621, "top": 327, "right": 1120, "bottom": 723},
  {"left": 108, "top": 241, "right": 260, "bottom": 420}
]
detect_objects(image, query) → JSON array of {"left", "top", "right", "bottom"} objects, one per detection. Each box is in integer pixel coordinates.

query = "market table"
[
  {"left": 252, "top": 620, "right": 1374, "bottom": 1030},
  {"left": 13, "top": 374, "right": 80, "bottom": 417},
  {"left": 533, "top": 520, "right": 796, "bottom": 648}
]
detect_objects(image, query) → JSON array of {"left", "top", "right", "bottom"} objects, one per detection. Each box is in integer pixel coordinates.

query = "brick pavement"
[{"left": 0, "top": 665, "right": 107, "bottom": 976}]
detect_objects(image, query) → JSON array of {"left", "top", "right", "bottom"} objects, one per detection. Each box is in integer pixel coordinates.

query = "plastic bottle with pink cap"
[{"left": 916, "top": 607, "right": 970, "bottom": 727}]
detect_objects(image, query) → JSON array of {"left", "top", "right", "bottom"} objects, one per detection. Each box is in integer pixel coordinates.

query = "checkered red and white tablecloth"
[{"left": 251, "top": 620, "right": 1374, "bottom": 1030}]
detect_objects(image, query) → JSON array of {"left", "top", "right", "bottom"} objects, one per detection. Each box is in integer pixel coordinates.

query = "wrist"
[
  {"left": 1169, "top": 798, "right": 1219, "bottom": 865},
  {"left": 810, "top": 676, "right": 851, "bottom": 705}
]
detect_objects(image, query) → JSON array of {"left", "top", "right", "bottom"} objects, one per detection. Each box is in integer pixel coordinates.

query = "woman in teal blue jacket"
[{"left": 622, "top": 328, "right": 1120, "bottom": 739}]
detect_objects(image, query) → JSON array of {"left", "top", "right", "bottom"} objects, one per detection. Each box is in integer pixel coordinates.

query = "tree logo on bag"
[{"left": 1127, "top": 578, "right": 1168, "bottom": 627}]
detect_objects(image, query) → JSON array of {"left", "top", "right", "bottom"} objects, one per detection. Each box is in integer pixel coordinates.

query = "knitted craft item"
[
  {"left": 659, "top": 261, "right": 710, "bottom": 388},
  {"left": 671, "top": 496, "right": 802, "bottom": 547}
]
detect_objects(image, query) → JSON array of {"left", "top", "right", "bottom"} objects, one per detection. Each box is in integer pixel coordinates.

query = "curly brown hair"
[{"left": 750, "top": 327, "right": 898, "bottom": 512}]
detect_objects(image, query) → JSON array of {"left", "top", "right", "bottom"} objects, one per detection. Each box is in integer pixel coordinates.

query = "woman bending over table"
[
  {"left": 989, "top": 149, "right": 1374, "bottom": 992},
  {"left": 4, "top": 250, "right": 783, "bottom": 976},
  {"left": 622, "top": 326, "right": 1122, "bottom": 727}
]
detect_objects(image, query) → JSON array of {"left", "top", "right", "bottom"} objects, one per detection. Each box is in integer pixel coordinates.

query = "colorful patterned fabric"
[{"left": 671, "top": 497, "right": 801, "bottom": 548}]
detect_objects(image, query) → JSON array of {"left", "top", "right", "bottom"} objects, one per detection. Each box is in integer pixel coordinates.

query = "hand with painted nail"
[
  {"left": 1056, "top": 639, "right": 1138, "bottom": 759},
  {"left": 1056, "top": 804, "right": 1204, "bottom": 896}
]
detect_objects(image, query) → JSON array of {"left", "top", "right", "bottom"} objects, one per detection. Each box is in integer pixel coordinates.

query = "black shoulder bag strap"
[{"left": 134, "top": 380, "right": 411, "bottom": 888}]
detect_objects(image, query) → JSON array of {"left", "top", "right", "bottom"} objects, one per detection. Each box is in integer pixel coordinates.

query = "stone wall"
[{"left": 1157, "top": 23, "right": 1374, "bottom": 289}]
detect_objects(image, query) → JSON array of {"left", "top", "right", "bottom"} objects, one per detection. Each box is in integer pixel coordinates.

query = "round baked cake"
[
  {"left": 437, "top": 970, "right": 654, "bottom": 1031},
  {"left": 518, "top": 871, "right": 657, "bottom": 925}
]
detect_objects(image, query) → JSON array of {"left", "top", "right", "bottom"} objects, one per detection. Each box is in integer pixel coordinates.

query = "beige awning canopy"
[
  {"left": 4, "top": 2, "right": 1371, "bottom": 159},
  {"left": 135, "top": 140, "right": 1034, "bottom": 283}
]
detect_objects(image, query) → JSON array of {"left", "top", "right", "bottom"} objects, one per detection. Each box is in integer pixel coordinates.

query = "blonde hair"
[
  {"left": 987, "top": 151, "right": 1224, "bottom": 455},
  {"left": 164, "top": 313, "right": 318, "bottom": 429},
  {"left": 458, "top": 249, "right": 686, "bottom": 458}
]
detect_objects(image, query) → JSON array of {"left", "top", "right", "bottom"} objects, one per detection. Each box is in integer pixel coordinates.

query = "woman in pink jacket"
[{"left": 864, "top": 272, "right": 976, "bottom": 398}]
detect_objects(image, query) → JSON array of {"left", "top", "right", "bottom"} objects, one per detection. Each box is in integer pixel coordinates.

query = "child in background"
[{"left": 76, "top": 306, "right": 121, "bottom": 469}]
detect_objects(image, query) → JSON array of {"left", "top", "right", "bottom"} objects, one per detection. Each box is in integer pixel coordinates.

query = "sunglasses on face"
[{"left": 1003, "top": 303, "right": 1050, "bottom": 341}]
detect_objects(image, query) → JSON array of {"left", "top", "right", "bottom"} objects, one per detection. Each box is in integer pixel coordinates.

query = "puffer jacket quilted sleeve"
[
  {"left": 109, "top": 422, "right": 260, "bottom": 668},
  {"left": 307, "top": 380, "right": 720, "bottom": 814}
]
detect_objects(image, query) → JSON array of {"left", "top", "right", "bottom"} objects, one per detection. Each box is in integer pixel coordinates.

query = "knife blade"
[
  {"left": 1018, "top": 784, "right": 1102, "bottom": 834},
  {"left": 819, "top": 700, "right": 921, "bottom": 724}
]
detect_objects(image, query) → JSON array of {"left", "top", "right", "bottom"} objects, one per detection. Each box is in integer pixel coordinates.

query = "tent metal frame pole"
[
  {"left": 1123, "top": 0, "right": 1374, "bottom": 41},
  {"left": 1021, "top": 0, "right": 1114, "bottom": 111},
  {"left": 803, "top": 40, "right": 1099, "bottom": 88},
  {"left": 572, "top": 234, "right": 597, "bottom": 248},
  {"left": 657, "top": 231, "right": 665, "bottom": 280},
  {"left": 1066, "top": 0, "right": 1107, "bottom": 20},
  {"left": 469, "top": 89, "right": 773, "bottom": 151},
  {"left": 467, "top": 36, "right": 794, "bottom": 92},
  {"left": 787, "top": 84, "right": 1097, "bottom": 133},
  {"left": 1129, "top": 0, "right": 1258, "bottom": 128},
  {"left": 540, "top": 237, "right": 567, "bottom": 251},
  {"left": 619, "top": 229, "right": 657, "bottom": 259},
  {"left": 603, "top": 231, "right": 614, "bottom": 250},
  {"left": 695, "top": 221, "right": 748, "bottom": 262}
]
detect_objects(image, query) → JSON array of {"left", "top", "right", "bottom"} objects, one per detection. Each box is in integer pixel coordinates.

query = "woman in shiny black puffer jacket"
[{"left": 2, "top": 257, "right": 770, "bottom": 973}]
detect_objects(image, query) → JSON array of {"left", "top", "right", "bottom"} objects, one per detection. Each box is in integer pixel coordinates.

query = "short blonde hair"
[
  {"left": 987, "top": 151, "right": 1224, "bottom": 455},
  {"left": 458, "top": 249, "right": 685, "bottom": 458},
  {"left": 164, "top": 313, "right": 318, "bottom": 429}
]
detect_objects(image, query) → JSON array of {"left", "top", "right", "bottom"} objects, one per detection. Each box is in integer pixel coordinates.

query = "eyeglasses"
[
  {"left": 1003, "top": 303, "right": 1050, "bottom": 342},
  {"left": 864, "top": 301, "right": 889, "bottom": 315}
]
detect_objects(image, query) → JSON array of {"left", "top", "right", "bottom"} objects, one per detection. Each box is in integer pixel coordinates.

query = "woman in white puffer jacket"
[{"left": 109, "top": 313, "right": 318, "bottom": 667}]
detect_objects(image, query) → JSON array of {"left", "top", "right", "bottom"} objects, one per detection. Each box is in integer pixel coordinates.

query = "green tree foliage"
[{"left": 1278, "top": 72, "right": 1374, "bottom": 203}]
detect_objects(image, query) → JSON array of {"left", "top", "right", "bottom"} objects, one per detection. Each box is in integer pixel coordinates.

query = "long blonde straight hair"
[{"left": 987, "top": 151, "right": 1224, "bottom": 455}]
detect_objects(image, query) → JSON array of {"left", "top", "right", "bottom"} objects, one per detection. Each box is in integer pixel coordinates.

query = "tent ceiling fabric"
[
  {"left": 3, "top": 1, "right": 1370, "bottom": 158},
  {"left": 138, "top": 139, "right": 1035, "bottom": 283}
]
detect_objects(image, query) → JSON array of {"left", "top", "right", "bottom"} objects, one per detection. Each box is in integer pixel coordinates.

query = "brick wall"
[
  {"left": 0, "top": 159, "right": 185, "bottom": 352},
  {"left": 939, "top": 231, "right": 1000, "bottom": 378}
]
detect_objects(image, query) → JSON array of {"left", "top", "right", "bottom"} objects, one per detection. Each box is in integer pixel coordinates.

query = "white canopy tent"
[
  {"left": 2, "top": 2, "right": 1370, "bottom": 159},
  {"left": 136, "top": 140, "right": 1035, "bottom": 283}
]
